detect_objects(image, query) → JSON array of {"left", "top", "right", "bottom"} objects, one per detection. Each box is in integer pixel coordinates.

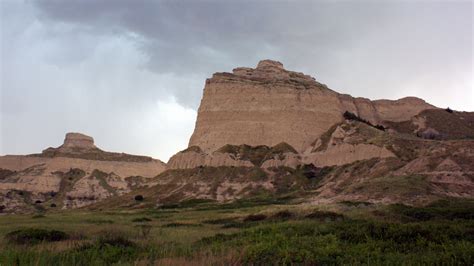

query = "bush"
[
  {"left": 300, "top": 164, "right": 332, "bottom": 180},
  {"left": 163, "top": 222, "right": 202, "bottom": 227},
  {"left": 134, "top": 195, "right": 144, "bottom": 201},
  {"left": 5, "top": 228, "right": 69, "bottom": 245},
  {"left": 343, "top": 111, "right": 385, "bottom": 131},
  {"left": 446, "top": 107, "right": 454, "bottom": 113},
  {"left": 305, "top": 210, "right": 345, "bottom": 222},
  {"left": 60, "top": 231, "right": 140, "bottom": 264},
  {"left": 131, "top": 217, "right": 152, "bottom": 223},
  {"left": 50, "top": 203, "right": 57, "bottom": 208},
  {"left": 243, "top": 214, "right": 267, "bottom": 222},
  {"left": 200, "top": 218, "right": 474, "bottom": 264},
  {"left": 271, "top": 210, "right": 294, "bottom": 220},
  {"left": 96, "top": 233, "right": 135, "bottom": 248},
  {"left": 203, "top": 217, "right": 237, "bottom": 225},
  {"left": 85, "top": 219, "right": 114, "bottom": 225},
  {"left": 389, "top": 202, "right": 474, "bottom": 221}
]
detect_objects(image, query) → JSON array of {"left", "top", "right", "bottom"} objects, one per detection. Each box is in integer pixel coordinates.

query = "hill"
[{"left": 0, "top": 133, "right": 166, "bottom": 213}]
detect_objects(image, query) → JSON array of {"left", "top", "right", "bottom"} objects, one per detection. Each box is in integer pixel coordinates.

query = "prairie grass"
[{"left": 0, "top": 199, "right": 472, "bottom": 265}]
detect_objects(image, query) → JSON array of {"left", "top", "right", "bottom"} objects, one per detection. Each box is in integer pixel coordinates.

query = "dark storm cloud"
[{"left": 33, "top": 0, "right": 472, "bottom": 107}]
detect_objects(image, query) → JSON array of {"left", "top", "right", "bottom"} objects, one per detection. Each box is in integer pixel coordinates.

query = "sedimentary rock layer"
[
  {"left": 188, "top": 60, "right": 435, "bottom": 153},
  {"left": 0, "top": 132, "right": 166, "bottom": 212}
]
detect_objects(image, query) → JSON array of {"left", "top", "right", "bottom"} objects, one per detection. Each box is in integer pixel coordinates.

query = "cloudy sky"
[{"left": 1, "top": 0, "right": 472, "bottom": 161}]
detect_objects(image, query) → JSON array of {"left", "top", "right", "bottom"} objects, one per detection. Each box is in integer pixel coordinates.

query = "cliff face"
[{"left": 188, "top": 60, "right": 434, "bottom": 153}]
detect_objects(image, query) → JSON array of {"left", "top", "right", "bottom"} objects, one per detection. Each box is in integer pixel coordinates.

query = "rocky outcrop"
[
  {"left": 167, "top": 148, "right": 254, "bottom": 169},
  {"left": 61, "top": 132, "right": 96, "bottom": 150},
  {"left": 384, "top": 109, "right": 474, "bottom": 140},
  {"left": 0, "top": 132, "right": 166, "bottom": 212},
  {"left": 170, "top": 60, "right": 433, "bottom": 169},
  {"left": 188, "top": 60, "right": 435, "bottom": 153},
  {"left": 169, "top": 121, "right": 396, "bottom": 169},
  {"left": 167, "top": 143, "right": 299, "bottom": 169}
]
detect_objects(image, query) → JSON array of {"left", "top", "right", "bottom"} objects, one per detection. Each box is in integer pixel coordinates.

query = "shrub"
[
  {"left": 163, "top": 222, "right": 202, "bottom": 227},
  {"left": 271, "top": 210, "right": 294, "bottom": 220},
  {"left": 305, "top": 210, "right": 345, "bottom": 222},
  {"left": 446, "top": 107, "right": 454, "bottom": 113},
  {"left": 45, "top": 231, "right": 140, "bottom": 265},
  {"left": 85, "top": 219, "right": 114, "bottom": 225},
  {"left": 134, "top": 195, "right": 144, "bottom": 201},
  {"left": 343, "top": 111, "right": 360, "bottom": 121},
  {"left": 340, "top": 201, "right": 373, "bottom": 207},
  {"left": 300, "top": 164, "right": 332, "bottom": 180},
  {"left": 243, "top": 214, "right": 267, "bottom": 222},
  {"left": 374, "top": 124, "right": 386, "bottom": 131},
  {"left": 389, "top": 202, "right": 474, "bottom": 221},
  {"left": 50, "top": 203, "right": 57, "bottom": 208},
  {"left": 5, "top": 228, "right": 69, "bottom": 245},
  {"left": 96, "top": 233, "right": 135, "bottom": 248},
  {"left": 203, "top": 217, "right": 237, "bottom": 224},
  {"left": 343, "top": 111, "right": 385, "bottom": 131},
  {"left": 34, "top": 200, "right": 42, "bottom": 204},
  {"left": 131, "top": 217, "right": 152, "bottom": 223}
]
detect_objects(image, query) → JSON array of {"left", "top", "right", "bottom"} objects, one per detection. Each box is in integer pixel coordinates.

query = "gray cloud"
[
  {"left": 32, "top": 0, "right": 472, "bottom": 106},
  {"left": 1, "top": 0, "right": 472, "bottom": 161}
]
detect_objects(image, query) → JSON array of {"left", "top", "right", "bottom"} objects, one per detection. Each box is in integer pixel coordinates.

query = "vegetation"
[
  {"left": 5, "top": 228, "right": 69, "bottom": 245},
  {"left": 217, "top": 142, "right": 297, "bottom": 166},
  {"left": 37, "top": 147, "right": 153, "bottom": 162},
  {"left": 131, "top": 217, "right": 152, "bottom": 223},
  {"left": 0, "top": 199, "right": 473, "bottom": 265},
  {"left": 421, "top": 109, "right": 474, "bottom": 139},
  {"left": 385, "top": 109, "right": 474, "bottom": 140},
  {"left": 343, "top": 111, "right": 385, "bottom": 131},
  {"left": 134, "top": 195, "right": 144, "bottom": 201}
]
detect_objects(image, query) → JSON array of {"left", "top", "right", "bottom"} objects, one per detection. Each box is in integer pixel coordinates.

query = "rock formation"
[
  {"left": 169, "top": 60, "right": 435, "bottom": 169},
  {"left": 59, "top": 132, "right": 96, "bottom": 151},
  {"left": 0, "top": 132, "right": 166, "bottom": 212},
  {"left": 153, "top": 60, "right": 473, "bottom": 206},
  {"left": 188, "top": 60, "right": 434, "bottom": 153}
]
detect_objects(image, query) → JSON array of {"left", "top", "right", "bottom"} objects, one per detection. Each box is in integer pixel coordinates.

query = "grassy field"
[{"left": 0, "top": 198, "right": 473, "bottom": 265}]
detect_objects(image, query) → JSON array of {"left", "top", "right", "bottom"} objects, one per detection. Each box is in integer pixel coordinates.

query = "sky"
[{"left": 0, "top": 0, "right": 473, "bottom": 162}]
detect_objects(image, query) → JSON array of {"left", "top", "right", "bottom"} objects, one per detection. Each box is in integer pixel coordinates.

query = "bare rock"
[
  {"left": 0, "top": 132, "right": 166, "bottom": 212},
  {"left": 61, "top": 132, "right": 96, "bottom": 150},
  {"left": 188, "top": 59, "right": 436, "bottom": 154}
]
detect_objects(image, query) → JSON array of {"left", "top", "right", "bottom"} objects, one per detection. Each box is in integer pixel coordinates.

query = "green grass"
[{"left": 0, "top": 199, "right": 473, "bottom": 265}]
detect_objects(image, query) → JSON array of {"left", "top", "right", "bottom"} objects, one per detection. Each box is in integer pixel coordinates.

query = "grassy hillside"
[
  {"left": 0, "top": 199, "right": 472, "bottom": 265},
  {"left": 385, "top": 109, "right": 474, "bottom": 140}
]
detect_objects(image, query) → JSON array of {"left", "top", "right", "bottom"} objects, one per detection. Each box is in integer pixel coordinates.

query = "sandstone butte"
[
  {"left": 168, "top": 59, "right": 437, "bottom": 169},
  {"left": 0, "top": 132, "right": 166, "bottom": 211},
  {"left": 188, "top": 60, "right": 435, "bottom": 152}
]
